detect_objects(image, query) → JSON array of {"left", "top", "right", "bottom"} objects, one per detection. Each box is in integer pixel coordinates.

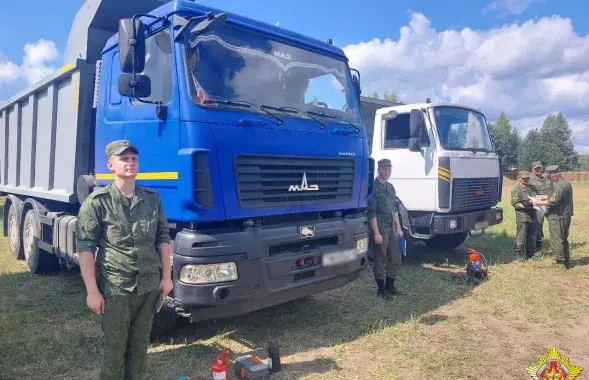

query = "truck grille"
[
  {"left": 235, "top": 155, "right": 355, "bottom": 208},
  {"left": 451, "top": 177, "right": 499, "bottom": 211}
]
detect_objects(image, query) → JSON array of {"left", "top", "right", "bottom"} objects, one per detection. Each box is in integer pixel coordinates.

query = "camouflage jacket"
[
  {"left": 546, "top": 179, "right": 574, "bottom": 219},
  {"left": 529, "top": 173, "right": 553, "bottom": 196},
  {"left": 76, "top": 184, "right": 171, "bottom": 295},
  {"left": 511, "top": 184, "right": 538, "bottom": 223},
  {"left": 367, "top": 179, "right": 398, "bottom": 235}
]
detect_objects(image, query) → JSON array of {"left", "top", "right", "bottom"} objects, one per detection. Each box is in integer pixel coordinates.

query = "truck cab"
[{"left": 361, "top": 97, "right": 503, "bottom": 250}]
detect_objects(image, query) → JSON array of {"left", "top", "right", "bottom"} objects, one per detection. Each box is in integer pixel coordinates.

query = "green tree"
[
  {"left": 488, "top": 112, "right": 520, "bottom": 171},
  {"left": 518, "top": 129, "right": 545, "bottom": 171},
  {"left": 538, "top": 112, "right": 579, "bottom": 171},
  {"left": 578, "top": 155, "right": 589, "bottom": 171},
  {"left": 369, "top": 90, "right": 401, "bottom": 103}
]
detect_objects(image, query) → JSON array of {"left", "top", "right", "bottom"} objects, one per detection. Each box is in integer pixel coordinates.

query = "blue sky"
[{"left": 1, "top": 0, "right": 589, "bottom": 152}]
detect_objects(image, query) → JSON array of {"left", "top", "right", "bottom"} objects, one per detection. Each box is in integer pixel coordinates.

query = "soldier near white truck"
[{"left": 360, "top": 97, "right": 504, "bottom": 251}]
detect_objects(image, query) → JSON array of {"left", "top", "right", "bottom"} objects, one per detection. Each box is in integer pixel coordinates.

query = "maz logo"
[
  {"left": 273, "top": 50, "right": 292, "bottom": 60},
  {"left": 288, "top": 172, "right": 319, "bottom": 192},
  {"left": 475, "top": 187, "right": 485, "bottom": 196}
]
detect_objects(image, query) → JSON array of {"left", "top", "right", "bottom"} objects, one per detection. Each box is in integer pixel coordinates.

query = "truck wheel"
[
  {"left": 150, "top": 306, "right": 178, "bottom": 341},
  {"left": 7, "top": 203, "right": 24, "bottom": 259},
  {"left": 22, "top": 210, "right": 59, "bottom": 274},
  {"left": 424, "top": 232, "right": 468, "bottom": 251}
]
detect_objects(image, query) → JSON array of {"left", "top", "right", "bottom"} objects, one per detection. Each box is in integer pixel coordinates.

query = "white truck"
[{"left": 360, "top": 97, "right": 504, "bottom": 251}]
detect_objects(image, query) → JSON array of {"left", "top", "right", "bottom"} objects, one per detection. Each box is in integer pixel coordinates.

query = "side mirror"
[
  {"left": 118, "top": 73, "right": 151, "bottom": 98},
  {"left": 119, "top": 18, "right": 146, "bottom": 74},
  {"left": 408, "top": 137, "right": 420, "bottom": 152},
  {"left": 409, "top": 109, "right": 424, "bottom": 139}
]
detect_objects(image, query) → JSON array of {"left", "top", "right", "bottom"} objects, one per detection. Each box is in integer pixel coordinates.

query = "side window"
[
  {"left": 383, "top": 113, "right": 410, "bottom": 149},
  {"left": 131, "top": 28, "right": 172, "bottom": 106}
]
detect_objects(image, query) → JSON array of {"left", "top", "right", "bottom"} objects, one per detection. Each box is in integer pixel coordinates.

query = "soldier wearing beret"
[
  {"left": 532, "top": 165, "right": 574, "bottom": 268},
  {"left": 76, "top": 140, "right": 173, "bottom": 379},
  {"left": 528, "top": 161, "right": 553, "bottom": 250},
  {"left": 367, "top": 158, "right": 405, "bottom": 300},
  {"left": 511, "top": 171, "right": 539, "bottom": 260}
]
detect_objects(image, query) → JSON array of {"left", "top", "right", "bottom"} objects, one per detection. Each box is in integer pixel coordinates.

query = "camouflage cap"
[
  {"left": 378, "top": 158, "right": 392, "bottom": 168},
  {"left": 105, "top": 140, "right": 139, "bottom": 158},
  {"left": 531, "top": 161, "right": 543, "bottom": 169},
  {"left": 545, "top": 165, "right": 560, "bottom": 174},
  {"left": 517, "top": 171, "right": 531, "bottom": 179}
]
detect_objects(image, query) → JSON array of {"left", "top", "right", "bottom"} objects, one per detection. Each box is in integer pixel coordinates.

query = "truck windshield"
[
  {"left": 182, "top": 26, "right": 362, "bottom": 126},
  {"left": 433, "top": 106, "right": 494, "bottom": 152}
]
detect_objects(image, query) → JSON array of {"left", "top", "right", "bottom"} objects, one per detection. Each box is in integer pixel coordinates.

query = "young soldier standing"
[
  {"left": 532, "top": 165, "right": 574, "bottom": 269},
  {"left": 528, "top": 161, "right": 553, "bottom": 250},
  {"left": 76, "top": 140, "right": 173, "bottom": 379},
  {"left": 367, "top": 159, "right": 405, "bottom": 300},
  {"left": 511, "top": 171, "right": 539, "bottom": 260}
]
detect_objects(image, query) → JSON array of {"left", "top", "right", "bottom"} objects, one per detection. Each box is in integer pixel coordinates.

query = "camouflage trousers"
[
  {"left": 548, "top": 215, "right": 572, "bottom": 262},
  {"left": 515, "top": 219, "right": 537, "bottom": 258},
  {"left": 99, "top": 279, "right": 160, "bottom": 380},
  {"left": 535, "top": 208, "right": 546, "bottom": 245},
  {"left": 370, "top": 232, "right": 402, "bottom": 280}
]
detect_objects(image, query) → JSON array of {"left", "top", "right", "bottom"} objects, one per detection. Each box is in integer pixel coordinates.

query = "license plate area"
[{"left": 322, "top": 248, "right": 359, "bottom": 267}]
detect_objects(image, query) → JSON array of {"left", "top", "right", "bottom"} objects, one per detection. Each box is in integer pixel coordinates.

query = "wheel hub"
[
  {"left": 24, "top": 223, "right": 34, "bottom": 262},
  {"left": 9, "top": 215, "right": 18, "bottom": 250}
]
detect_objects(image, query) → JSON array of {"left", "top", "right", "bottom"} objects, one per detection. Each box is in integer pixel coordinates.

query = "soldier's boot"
[
  {"left": 386, "top": 277, "right": 406, "bottom": 296},
  {"left": 376, "top": 279, "right": 393, "bottom": 300}
]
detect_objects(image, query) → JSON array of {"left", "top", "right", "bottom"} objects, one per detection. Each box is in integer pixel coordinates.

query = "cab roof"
[{"left": 103, "top": 0, "right": 347, "bottom": 60}]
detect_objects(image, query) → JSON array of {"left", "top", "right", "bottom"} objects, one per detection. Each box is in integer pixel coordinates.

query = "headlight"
[
  {"left": 179, "top": 262, "right": 238, "bottom": 284},
  {"left": 449, "top": 219, "right": 458, "bottom": 230},
  {"left": 356, "top": 237, "right": 368, "bottom": 253}
]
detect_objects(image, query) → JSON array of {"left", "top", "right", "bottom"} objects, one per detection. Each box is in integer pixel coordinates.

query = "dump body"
[{"left": 0, "top": 61, "right": 96, "bottom": 202}]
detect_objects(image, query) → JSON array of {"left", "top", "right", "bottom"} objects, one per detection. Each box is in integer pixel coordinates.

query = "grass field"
[{"left": 1, "top": 179, "right": 588, "bottom": 379}]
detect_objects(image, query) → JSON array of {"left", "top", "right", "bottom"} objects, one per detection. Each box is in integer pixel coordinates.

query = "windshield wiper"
[
  {"left": 306, "top": 111, "right": 360, "bottom": 132},
  {"left": 261, "top": 105, "right": 327, "bottom": 129},
  {"left": 203, "top": 100, "right": 284, "bottom": 125}
]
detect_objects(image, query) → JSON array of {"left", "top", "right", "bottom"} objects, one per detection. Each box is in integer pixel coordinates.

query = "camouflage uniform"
[
  {"left": 528, "top": 161, "right": 553, "bottom": 248},
  {"left": 510, "top": 171, "right": 538, "bottom": 259},
  {"left": 76, "top": 140, "right": 171, "bottom": 380},
  {"left": 544, "top": 165, "right": 574, "bottom": 268},
  {"left": 367, "top": 159, "right": 402, "bottom": 299}
]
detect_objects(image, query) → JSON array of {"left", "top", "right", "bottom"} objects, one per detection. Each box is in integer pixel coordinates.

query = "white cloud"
[
  {"left": 343, "top": 12, "right": 589, "bottom": 153},
  {"left": 483, "top": 0, "right": 545, "bottom": 16},
  {"left": 0, "top": 39, "right": 59, "bottom": 87}
]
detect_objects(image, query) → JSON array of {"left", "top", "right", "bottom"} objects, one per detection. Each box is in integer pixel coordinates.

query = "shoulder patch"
[{"left": 88, "top": 186, "right": 110, "bottom": 199}]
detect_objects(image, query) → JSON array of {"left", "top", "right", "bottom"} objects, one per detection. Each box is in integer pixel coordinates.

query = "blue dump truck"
[{"left": 0, "top": 0, "right": 373, "bottom": 337}]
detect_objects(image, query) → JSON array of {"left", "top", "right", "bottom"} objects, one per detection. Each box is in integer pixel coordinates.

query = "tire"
[
  {"left": 22, "top": 210, "right": 59, "bottom": 274},
  {"left": 150, "top": 305, "right": 178, "bottom": 341},
  {"left": 7, "top": 203, "right": 23, "bottom": 259},
  {"left": 424, "top": 231, "right": 468, "bottom": 251}
]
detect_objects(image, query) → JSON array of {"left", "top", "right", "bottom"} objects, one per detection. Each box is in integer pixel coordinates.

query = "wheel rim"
[
  {"left": 24, "top": 222, "right": 34, "bottom": 262},
  {"left": 9, "top": 215, "right": 19, "bottom": 251}
]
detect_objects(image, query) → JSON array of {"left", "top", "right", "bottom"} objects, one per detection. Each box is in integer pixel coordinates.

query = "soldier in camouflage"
[
  {"left": 511, "top": 171, "right": 539, "bottom": 260},
  {"left": 367, "top": 159, "right": 405, "bottom": 300},
  {"left": 532, "top": 165, "right": 574, "bottom": 269},
  {"left": 528, "top": 161, "right": 553, "bottom": 250},
  {"left": 76, "top": 140, "right": 173, "bottom": 380}
]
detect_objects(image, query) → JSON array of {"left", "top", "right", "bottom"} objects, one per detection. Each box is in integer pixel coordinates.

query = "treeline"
[{"left": 488, "top": 112, "right": 588, "bottom": 172}]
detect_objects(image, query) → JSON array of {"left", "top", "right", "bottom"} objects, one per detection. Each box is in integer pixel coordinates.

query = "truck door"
[{"left": 372, "top": 111, "right": 437, "bottom": 212}]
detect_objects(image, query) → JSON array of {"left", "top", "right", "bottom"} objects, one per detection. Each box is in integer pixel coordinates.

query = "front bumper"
[
  {"left": 170, "top": 215, "right": 368, "bottom": 322},
  {"left": 432, "top": 207, "right": 503, "bottom": 234}
]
